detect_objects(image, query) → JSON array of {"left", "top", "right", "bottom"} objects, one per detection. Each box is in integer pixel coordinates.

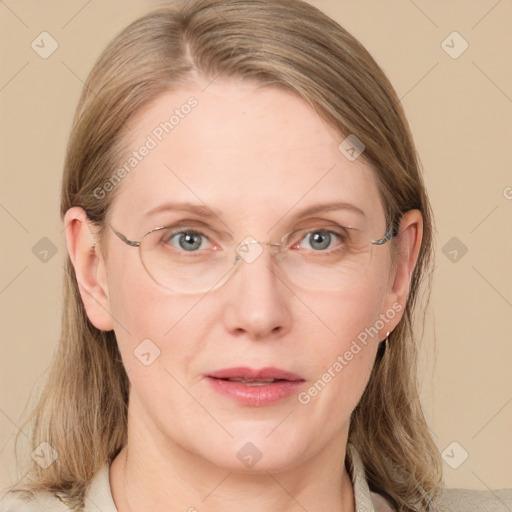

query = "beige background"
[{"left": 1, "top": 0, "right": 511, "bottom": 493}]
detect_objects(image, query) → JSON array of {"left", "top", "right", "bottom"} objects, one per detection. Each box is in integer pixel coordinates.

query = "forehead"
[{"left": 111, "top": 79, "right": 384, "bottom": 231}]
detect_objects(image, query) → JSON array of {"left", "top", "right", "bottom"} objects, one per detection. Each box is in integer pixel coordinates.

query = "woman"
[{"left": 1, "top": 1, "right": 510, "bottom": 511}]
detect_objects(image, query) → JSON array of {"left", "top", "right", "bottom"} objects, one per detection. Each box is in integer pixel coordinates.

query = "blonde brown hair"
[{"left": 7, "top": 1, "right": 441, "bottom": 510}]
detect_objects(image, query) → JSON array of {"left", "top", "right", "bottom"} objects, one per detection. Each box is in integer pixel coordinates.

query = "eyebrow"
[
  {"left": 143, "top": 201, "right": 365, "bottom": 221},
  {"left": 144, "top": 202, "right": 223, "bottom": 219},
  {"left": 293, "top": 202, "right": 365, "bottom": 219}
]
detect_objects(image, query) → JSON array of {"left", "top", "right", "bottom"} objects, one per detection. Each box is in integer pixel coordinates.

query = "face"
[{"left": 79, "top": 79, "right": 410, "bottom": 473}]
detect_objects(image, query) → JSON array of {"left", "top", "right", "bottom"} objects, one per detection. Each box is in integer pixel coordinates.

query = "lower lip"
[{"left": 205, "top": 377, "right": 304, "bottom": 406}]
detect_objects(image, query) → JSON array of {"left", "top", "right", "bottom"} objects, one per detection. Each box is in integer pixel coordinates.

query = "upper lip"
[{"left": 207, "top": 367, "right": 304, "bottom": 381}]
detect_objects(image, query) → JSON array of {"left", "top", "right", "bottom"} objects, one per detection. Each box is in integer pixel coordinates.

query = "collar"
[{"left": 346, "top": 442, "right": 394, "bottom": 512}]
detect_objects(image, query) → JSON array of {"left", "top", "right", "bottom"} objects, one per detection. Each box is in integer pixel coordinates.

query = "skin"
[{"left": 64, "top": 78, "right": 422, "bottom": 512}]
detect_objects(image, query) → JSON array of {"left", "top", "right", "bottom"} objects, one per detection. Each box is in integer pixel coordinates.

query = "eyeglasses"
[{"left": 110, "top": 220, "right": 397, "bottom": 294}]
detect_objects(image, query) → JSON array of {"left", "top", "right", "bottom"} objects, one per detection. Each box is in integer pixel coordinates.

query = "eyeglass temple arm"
[
  {"left": 371, "top": 222, "right": 398, "bottom": 246},
  {"left": 110, "top": 225, "right": 141, "bottom": 247}
]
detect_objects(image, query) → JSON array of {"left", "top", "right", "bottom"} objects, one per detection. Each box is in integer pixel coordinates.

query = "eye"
[
  {"left": 165, "top": 230, "right": 211, "bottom": 252},
  {"left": 298, "top": 229, "right": 341, "bottom": 251}
]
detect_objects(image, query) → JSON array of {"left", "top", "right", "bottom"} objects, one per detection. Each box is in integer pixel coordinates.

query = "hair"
[{"left": 5, "top": 1, "right": 441, "bottom": 510}]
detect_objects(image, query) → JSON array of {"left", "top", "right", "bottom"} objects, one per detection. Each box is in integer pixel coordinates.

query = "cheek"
[
  {"left": 104, "top": 251, "right": 202, "bottom": 376},
  {"left": 311, "top": 275, "right": 389, "bottom": 351},
  {"left": 106, "top": 254, "right": 154, "bottom": 333},
  {"left": 298, "top": 275, "right": 391, "bottom": 411},
  {"left": 105, "top": 265, "right": 233, "bottom": 426}
]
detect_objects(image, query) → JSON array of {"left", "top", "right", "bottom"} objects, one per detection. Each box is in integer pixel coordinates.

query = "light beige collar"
[{"left": 346, "top": 442, "right": 394, "bottom": 512}]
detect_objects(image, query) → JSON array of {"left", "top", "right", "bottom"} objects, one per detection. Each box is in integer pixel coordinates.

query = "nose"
[{"left": 222, "top": 243, "right": 292, "bottom": 340}]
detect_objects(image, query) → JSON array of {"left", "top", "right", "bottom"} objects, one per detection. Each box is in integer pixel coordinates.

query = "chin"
[{"left": 188, "top": 424, "right": 315, "bottom": 474}]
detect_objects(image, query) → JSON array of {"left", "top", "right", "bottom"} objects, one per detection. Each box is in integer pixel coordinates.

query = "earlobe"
[{"left": 64, "top": 207, "right": 114, "bottom": 331}]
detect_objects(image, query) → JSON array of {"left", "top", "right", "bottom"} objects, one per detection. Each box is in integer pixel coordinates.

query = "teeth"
[{"left": 227, "top": 378, "right": 277, "bottom": 385}]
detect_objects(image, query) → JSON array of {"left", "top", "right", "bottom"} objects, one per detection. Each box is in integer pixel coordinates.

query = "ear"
[
  {"left": 380, "top": 209, "right": 423, "bottom": 331},
  {"left": 64, "top": 207, "right": 114, "bottom": 331}
]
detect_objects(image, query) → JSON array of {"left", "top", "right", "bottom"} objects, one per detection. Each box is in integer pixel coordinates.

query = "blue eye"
[
  {"left": 169, "top": 231, "right": 209, "bottom": 252},
  {"left": 301, "top": 230, "right": 340, "bottom": 251}
]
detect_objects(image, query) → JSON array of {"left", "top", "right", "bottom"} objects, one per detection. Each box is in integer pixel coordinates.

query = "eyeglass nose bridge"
[{"left": 234, "top": 237, "right": 282, "bottom": 266}]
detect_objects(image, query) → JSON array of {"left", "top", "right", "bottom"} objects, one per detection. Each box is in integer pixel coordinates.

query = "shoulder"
[
  {"left": 0, "top": 489, "right": 71, "bottom": 511},
  {"left": 435, "top": 487, "right": 512, "bottom": 512}
]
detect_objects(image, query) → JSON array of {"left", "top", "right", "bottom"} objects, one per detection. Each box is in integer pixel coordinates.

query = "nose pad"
[
  {"left": 206, "top": 238, "right": 270, "bottom": 294},
  {"left": 229, "top": 237, "right": 286, "bottom": 290},
  {"left": 235, "top": 236, "right": 265, "bottom": 265}
]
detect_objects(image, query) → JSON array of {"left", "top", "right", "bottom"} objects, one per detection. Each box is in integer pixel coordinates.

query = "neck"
[{"left": 110, "top": 398, "right": 355, "bottom": 512}]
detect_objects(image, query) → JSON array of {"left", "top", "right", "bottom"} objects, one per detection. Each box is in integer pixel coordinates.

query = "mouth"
[
  {"left": 218, "top": 378, "right": 284, "bottom": 386},
  {"left": 205, "top": 367, "right": 305, "bottom": 406}
]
